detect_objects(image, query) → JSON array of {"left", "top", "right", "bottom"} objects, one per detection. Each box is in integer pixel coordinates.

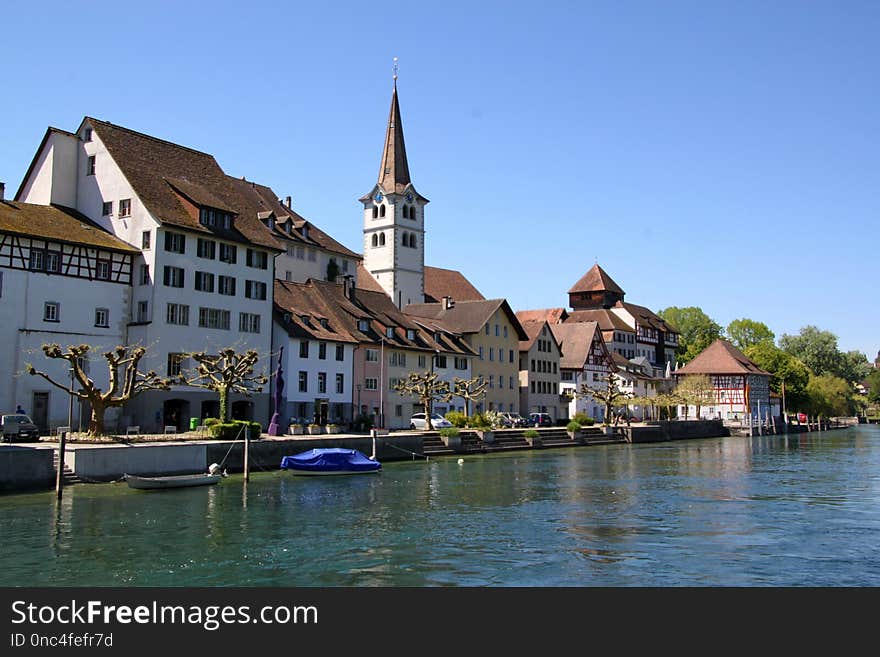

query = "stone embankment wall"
[
  {"left": 0, "top": 445, "right": 54, "bottom": 491},
  {"left": 624, "top": 419, "right": 729, "bottom": 443}
]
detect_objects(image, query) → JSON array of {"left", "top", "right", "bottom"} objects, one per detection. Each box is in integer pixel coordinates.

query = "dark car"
[
  {"left": 1, "top": 414, "right": 40, "bottom": 442},
  {"left": 528, "top": 412, "right": 553, "bottom": 427}
]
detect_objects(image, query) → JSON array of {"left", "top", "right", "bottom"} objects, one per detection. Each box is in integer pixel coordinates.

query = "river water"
[{"left": 2, "top": 425, "right": 879, "bottom": 586}]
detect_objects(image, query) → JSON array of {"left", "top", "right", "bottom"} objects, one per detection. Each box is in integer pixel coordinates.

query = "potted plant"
[
  {"left": 288, "top": 422, "right": 303, "bottom": 435},
  {"left": 307, "top": 423, "right": 322, "bottom": 435},
  {"left": 438, "top": 427, "right": 462, "bottom": 450},
  {"left": 325, "top": 423, "right": 340, "bottom": 434},
  {"left": 566, "top": 420, "right": 582, "bottom": 441},
  {"left": 523, "top": 428, "right": 542, "bottom": 447}
]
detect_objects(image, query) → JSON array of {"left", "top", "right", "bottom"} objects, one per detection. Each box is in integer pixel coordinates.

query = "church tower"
[{"left": 360, "top": 65, "right": 428, "bottom": 309}]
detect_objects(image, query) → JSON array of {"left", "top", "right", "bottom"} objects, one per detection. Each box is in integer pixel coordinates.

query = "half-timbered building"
[{"left": 549, "top": 321, "right": 615, "bottom": 421}]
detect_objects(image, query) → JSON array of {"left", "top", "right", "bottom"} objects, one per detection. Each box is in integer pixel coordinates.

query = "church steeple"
[{"left": 378, "top": 79, "right": 411, "bottom": 194}]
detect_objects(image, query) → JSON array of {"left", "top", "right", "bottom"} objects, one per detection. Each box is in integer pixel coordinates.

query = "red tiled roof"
[
  {"left": 424, "top": 266, "right": 484, "bottom": 303},
  {"left": 568, "top": 263, "right": 625, "bottom": 295},
  {"left": 406, "top": 298, "right": 530, "bottom": 340},
  {"left": 549, "top": 321, "right": 608, "bottom": 370},
  {"left": 565, "top": 308, "right": 633, "bottom": 332},
  {"left": 675, "top": 339, "right": 770, "bottom": 376},
  {"left": 515, "top": 308, "right": 568, "bottom": 324},
  {"left": 355, "top": 262, "right": 387, "bottom": 294}
]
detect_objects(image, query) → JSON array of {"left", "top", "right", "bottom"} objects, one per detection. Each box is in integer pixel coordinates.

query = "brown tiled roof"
[
  {"left": 615, "top": 302, "right": 678, "bottom": 335},
  {"left": 514, "top": 308, "right": 569, "bottom": 324},
  {"left": 424, "top": 265, "right": 484, "bottom": 303},
  {"left": 87, "top": 118, "right": 283, "bottom": 251},
  {"left": 0, "top": 201, "right": 138, "bottom": 252},
  {"left": 516, "top": 318, "right": 551, "bottom": 352},
  {"left": 565, "top": 308, "right": 633, "bottom": 332},
  {"left": 235, "top": 178, "right": 359, "bottom": 259},
  {"left": 406, "top": 298, "right": 530, "bottom": 341},
  {"left": 549, "top": 321, "right": 608, "bottom": 370},
  {"left": 275, "top": 278, "right": 474, "bottom": 356},
  {"left": 675, "top": 339, "right": 770, "bottom": 376},
  {"left": 568, "top": 263, "right": 625, "bottom": 295},
  {"left": 356, "top": 262, "right": 387, "bottom": 294}
]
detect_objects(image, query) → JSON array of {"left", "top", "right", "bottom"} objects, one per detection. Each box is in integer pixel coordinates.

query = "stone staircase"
[
  {"left": 53, "top": 453, "right": 82, "bottom": 485},
  {"left": 419, "top": 425, "right": 628, "bottom": 458}
]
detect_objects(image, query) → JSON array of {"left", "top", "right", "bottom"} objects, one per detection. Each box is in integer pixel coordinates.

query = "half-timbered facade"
[
  {"left": 674, "top": 339, "right": 771, "bottom": 421},
  {"left": 549, "top": 321, "right": 615, "bottom": 421},
  {"left": 0, "top": 201, "right": 137, "bottom": 431}
]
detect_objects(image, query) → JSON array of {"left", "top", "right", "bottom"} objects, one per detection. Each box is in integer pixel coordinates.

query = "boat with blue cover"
[{"left": 280, "top": 448, "right": 381, "bottom": 475}]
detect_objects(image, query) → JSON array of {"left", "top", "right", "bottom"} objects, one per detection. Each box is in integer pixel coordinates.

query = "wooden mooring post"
[{"left": 55, "top": 430, "right": 67, "bottom": 500}]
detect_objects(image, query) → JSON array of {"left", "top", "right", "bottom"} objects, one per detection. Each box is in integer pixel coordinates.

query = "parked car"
[
  {"left": 528, "top": 412, "right": 554, "bottom": 427},
  {"left": 503, "top": 412, "right": 529, "bottom": 428},
  {"left": 1, "top": 414, "right": 40, "bottom": 442},
  {"left": 409, "top": 413, "right": 452, "bottom": 430}
]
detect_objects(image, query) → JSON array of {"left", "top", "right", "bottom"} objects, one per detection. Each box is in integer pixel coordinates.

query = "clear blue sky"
[{"left": 2, "top": 0, "right": 877, "bottom": 358}]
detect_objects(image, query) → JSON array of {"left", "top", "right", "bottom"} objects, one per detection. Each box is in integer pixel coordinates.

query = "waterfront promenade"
[{"left": 1, "top": 418, "right": 856, "bottom": 493}]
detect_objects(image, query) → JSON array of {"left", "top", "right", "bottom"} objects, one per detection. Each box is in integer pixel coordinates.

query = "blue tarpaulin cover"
[{"left": 280, "top": 448, "right": 381, "bottom": 473}]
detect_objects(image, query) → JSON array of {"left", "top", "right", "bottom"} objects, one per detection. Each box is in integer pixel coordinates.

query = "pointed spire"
[{"left": 378, "top": 59, "right": 411, "bottom": 194}]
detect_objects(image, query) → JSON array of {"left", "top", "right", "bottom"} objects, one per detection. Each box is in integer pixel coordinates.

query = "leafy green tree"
[
  {"left": 744, "top": 342, "right": 811, "bottom": 409},
  {"left": 658, "top": 306, "right": 722, "bottom": 363},
  {"left": 726, "top": 318, "right": 774, "bottom": 351},
  {"left": 779, "top": 326, "right": 844, "bottom": 378},
  {"left": 674, "top": 374, "right": 715, "bottom": 419},
  {"left": 866, "top": 369, "right": 880, "bottom": 405},
  {"left": 804, "top": 374, "right": 855, "bottom": 417},
  {"left": 839, "top": 350, "right": 871, "bottom": 384}
]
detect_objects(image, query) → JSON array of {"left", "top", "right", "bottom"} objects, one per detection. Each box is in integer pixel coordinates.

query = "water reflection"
[{"left": 2, "top": 425, "right": 880, "bottom": 586}]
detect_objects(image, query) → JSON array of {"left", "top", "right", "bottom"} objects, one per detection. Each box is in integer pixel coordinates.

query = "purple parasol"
[{"left": 267, "top": 347, "right": 284, "bottom": 435}]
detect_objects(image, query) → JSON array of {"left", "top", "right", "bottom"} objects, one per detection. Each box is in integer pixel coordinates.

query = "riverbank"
[{"left": 1, "top": 418, "right": 857, "bottom": 493}]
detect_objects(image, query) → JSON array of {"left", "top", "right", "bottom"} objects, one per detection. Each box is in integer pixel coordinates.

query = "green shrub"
[
  {"left": 468, "top": 412, "right": 492, "bottom": 430},
  {"left": 445, "top": 411, "right": 468, "bottom": 428},
  {"left": 566, "top": 421, "right": 581, "bottom": 433},
  {"left": 438, "top": 427, "right": 460, "bottom": 439},
  {"left": 572, "top": 412, "right": 590, "bottom": 425},
  {"left": 208, "top": 420, "right": 261, "bottom": 440},
  {"left": 203, "top": 417, "right": 221, "bottom": 427},
  {"left": 523, "top": 429, "right": 539, "bottom": 439}
]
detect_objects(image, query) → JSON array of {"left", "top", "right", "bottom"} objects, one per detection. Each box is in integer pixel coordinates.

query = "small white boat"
[{"left": 124, "top": 472, "right": 222, "bottom": 490}]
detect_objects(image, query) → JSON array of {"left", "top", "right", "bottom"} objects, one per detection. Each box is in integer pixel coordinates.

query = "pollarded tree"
[
  {"left": 393, "top": 371, "right": 452, "bottom": 430},
  {"left": 184, "top": 348, "right": 268, "bottom": 422},
  {"left": 579, "top": 372, "right": 632, "bottom": 425},
  {"left": 674, "top": 374, "right": 716, "bottom": 419},
  {"left": 26, "top": 343, "right": 174, "bottom": 435},
  {"left": 452, "top": 376, "right": 488, "bottom": 418}
]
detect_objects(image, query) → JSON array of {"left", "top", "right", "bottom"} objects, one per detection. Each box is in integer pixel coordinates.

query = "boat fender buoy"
[
  {"left": 208, "top": 463, "right": 221, "bottom": 475},
  {"left": 457, "top": 458, "right": 464, "bottom": 465}
]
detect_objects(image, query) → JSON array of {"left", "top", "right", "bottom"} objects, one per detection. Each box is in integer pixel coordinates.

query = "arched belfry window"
[
  {"left": 371, "top": 234, "right": 378, "bottom": 248},
  {"left": 379, "top": 232, "right": 386, "bottom": 246},
  {"left": 379, "top": 205, "right": 386, "bottom": 217},
  {"left": 411, "top": 234, "right": 418, "bottom": 248},
  {"left": 372, "top": 206, "right": 378, "bottom": 218},
  {"left": 402, "top": 232, "right": 409, "bottom": 247},
  {"left": 402, "top": 205, "right": 409, "bottom": 219}
]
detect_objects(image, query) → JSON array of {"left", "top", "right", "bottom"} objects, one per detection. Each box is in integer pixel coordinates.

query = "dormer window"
[
  {"left": 386, "top": 327, "right": 394, "bottom": 338},
  {"left": 406, "top": 329, "right": 416, "bottom": 340},
  {"left": 300, "top": 314, "right": 311, "bottom": 327},
  {"left": 283, "top": 312, "right": 291, "bottom": 323},
  {"left": 301, "top": 225, "right": 309, "bottom": 240},
  {"left": 358, "top": 319, "right": 370, "bottom": 332},
  {"left": 83, "top": 128, "right": 92, "bottom": 142},
  {"left": 319, "top": 318, "right": 329, "bottom": 329}
]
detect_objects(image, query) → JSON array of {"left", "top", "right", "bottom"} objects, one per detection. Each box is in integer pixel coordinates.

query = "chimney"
[
  {"left": 342, "top": 274, "right": 355, "bottom": 302},
  {"left": 285, "top": 196, "right": 292, "bottom": 208},
  {"left": 0, "top": 182, "right": 5, "bottom": 201},
  {"left": 442, "top": 296, "right": 454, "bottom": 310}
]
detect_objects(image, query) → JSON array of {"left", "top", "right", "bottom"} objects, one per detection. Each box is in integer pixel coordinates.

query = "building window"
[
  {"left": 298, "top": 371, "right": 308, "bottom": 393},
  {"left": 102, "top": 201, "right": 113, "bottom": 216},
  {"left": 435, "top": 354, "right": 447, "bottom": 368},
  {"left": 95, "top": 260, "right": 110, "bottom": 281},
  {"left": 479, "top": 346, "right": 484, "bottom": 360},
  {"left": 245, "top": 280, "right": 267, "bottom": 300},
  {"left": 366, "top": 349, "right": 378, "bottom": 362},
  {"left": 239, "top": 312, "right": 260, "bottom": 333},
  {"left": 142, "top": 231, "right": 151, "bottom": 249},
  {"left": 137, "top": 301, "right": 149, "bottom": 323},
  {"left": 358, "top": 319, "right": 370, "bottom": 332},
  {"left": 166, "top": 303, "right": 189, "bottom": 326},
  {"left": 45, "top": 251, "right": 60, "bottom": 273},
  {"left": 194, "top": 271, "right": 214, "bottom": 292},
  {"left": 163, "top": 266, "right": 184, "bottom": 288},
  {"left": 43, "top": 302, "right": 59, "bottom": 322},
  {"left": 138, "top": 265, "right": 150, "bottom": 285},
  {"left": 299, "top": 341, "right": 309, "bottom": 358},
  {"left": 489, "top": 375, "right": 495, "bottom": 388},
  {"left": 219, "top": 243, "right": 237, "bottom": 263},
  {"left": 29, "top": 250, "right": 45, "bottom": 271},
  {"left": 418, "top": 355, "right": 426, "bottom": 368},
  {"left": 295, "top": 245, "right": 305, "bottom": 259},
  {"left": 509, "top": 377, "right": 515, "bottom": 389},
  {"left": 87, "top": 156, "right": 95, "bottom": 176},
  {"left": 94, "top": 307, "right": 109, "bottom": 328},
  {"left": 489, "top": 348, "right": 494, "bottom": 361},
  {"left": 164, "top": 231, "right": 185, "bottom": 254},
  {"left": 335, "top": 344, "right": 344, "bottom": 361},
  {"left": 218, "top": 275, "right": 236, "bottom": 296},
  {"left": 378, "top": 234, "right": 385, "bottom": 247},
  {"left": 197, "top": 238, "right": 216, "bottom": 259},
  {"left": 495, "top": 324, "right": 499, "bottom": 336},
  {"left": 318, "top": 372, "right": 327, "bottom": 394},
  {"left": 386, "top": 327, "right": 394, "bottom": 338},
  {"left": 119, "top": 199, "right": 131, "bottom": 217},
  {"left": 198, "top": 307, "right": 229, "bottom": 330},
  {"left": 364, "top": 378, "right": 377, "bottom": 391},
  {"left": 83, "top": 128, "right": 92, "bottom": 142},
  {"left": 246, "top": 249, "right": 268, "bottom": 269},
  {"left": 335, "top": 373, "right": 344, "bottom": 394},
  {"left": 509, "top": 349, "right": 515, "bottom": 363},
  {"left": 406, "top": 329, "right": 416, "bottom": 340},
  {"left": 371, "top": 234, "right": 378, "bottom": 248},
  {"left": 167, "top": 353, "right": 186, "bottom": 377},
  {"left": 285, "top": 270, "right": 292, "bottom": 281},
  {"left": 317, "top": 343, "right": 327, "bottom": 360}
]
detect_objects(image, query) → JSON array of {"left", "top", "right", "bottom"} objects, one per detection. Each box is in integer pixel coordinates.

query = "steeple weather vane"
[{"left": 393, "top": 57, "right": 399, "bottom": 83}]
